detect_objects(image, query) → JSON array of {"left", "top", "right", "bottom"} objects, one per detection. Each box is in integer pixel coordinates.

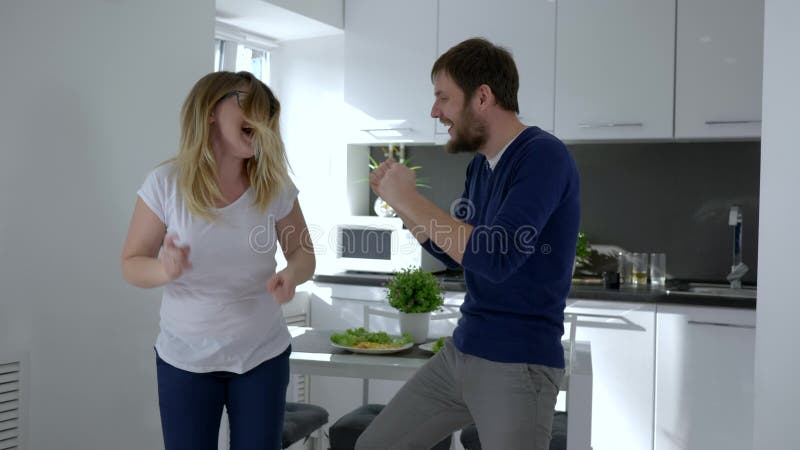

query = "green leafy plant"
[
  {"left": 385, "top": 266, "right": 444, "bottom": 314},
  {"left": 367, "top": 154, "right": 431, "bottom": 189},
  {"left": 575, "top": 232, "right": 591, "bottom": 266}
]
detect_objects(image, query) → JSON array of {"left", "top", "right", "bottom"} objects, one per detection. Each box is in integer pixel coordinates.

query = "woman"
[{"left": 121, "top": 71, "right": 315, "bottom": 450}]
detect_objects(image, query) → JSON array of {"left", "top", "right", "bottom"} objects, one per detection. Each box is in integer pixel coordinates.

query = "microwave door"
[{"left": 337, "top": 226, "right": 397, "bottom": 273}]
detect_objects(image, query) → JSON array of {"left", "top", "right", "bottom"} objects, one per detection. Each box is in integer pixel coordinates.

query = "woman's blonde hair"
[{"left": 172, "top": 71, "right": 290, "bottom": 221}]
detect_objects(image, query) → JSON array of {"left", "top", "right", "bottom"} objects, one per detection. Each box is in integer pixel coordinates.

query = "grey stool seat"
[
  {"left": 460, "top": 411, "right": 568, "bottom": 450},
  {"left": 329, "top": 404, "right": 451, "bottom": 450},
  {"left": 281, "top": 402, "right": 329, "bottom": 449}
]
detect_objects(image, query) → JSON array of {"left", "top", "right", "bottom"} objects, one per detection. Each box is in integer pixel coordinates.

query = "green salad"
[
  {"left": 330, "top": 327, "right": 413, "bottom": 348},
  {"left": 431, "top": 336, "right": 446, "bottom": 353}
]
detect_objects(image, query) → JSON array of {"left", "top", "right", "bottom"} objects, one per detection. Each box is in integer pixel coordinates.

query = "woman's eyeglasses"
[
  {"left": 222, "top": 90, "right": 249, "bottom": 108},
  {"left": 221, "top": 89, "right": 276, "bottom": 117}
]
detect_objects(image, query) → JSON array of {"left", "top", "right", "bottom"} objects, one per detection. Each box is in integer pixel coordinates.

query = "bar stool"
[
  {"left": 282, "top": 402, "right": 329, "bottom": 449},
  {"left": 460, "top": 411, "right": 568, "bottom": 450},
  {"left": 328, "top": 404, "right": 451, "bottom": 450}
]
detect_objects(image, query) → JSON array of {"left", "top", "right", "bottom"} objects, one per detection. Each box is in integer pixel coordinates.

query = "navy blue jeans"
[{"left": 155, "top": 345, "right": 291, "bottom": 450}]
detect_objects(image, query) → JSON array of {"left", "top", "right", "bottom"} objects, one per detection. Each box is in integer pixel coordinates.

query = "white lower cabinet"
[
  {"left": 655, "top": 305, "right": 756, "bottom": 450},
  {"left": 565, "top": 299, "right": 656, "bottom": 450}
]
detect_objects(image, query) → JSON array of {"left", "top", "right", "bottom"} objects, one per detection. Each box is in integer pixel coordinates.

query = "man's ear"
[{"left": 476, "top": 84, "right": 494, "bottom": 110}]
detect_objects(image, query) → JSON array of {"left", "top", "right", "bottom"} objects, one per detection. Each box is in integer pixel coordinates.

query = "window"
[
  {"left": 214, "top": 39, "right": 223, "bottom": 72},
  {"left": 235, "top": 44, "right": 270, "bottom": 84},
  {"left": 213, "top": 39, "right": 271, "bottom": 84}
]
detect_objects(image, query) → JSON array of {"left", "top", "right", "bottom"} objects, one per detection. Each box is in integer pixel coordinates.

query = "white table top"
[{"left": 288, "top": 326, "right": 592, "bottom": 389}]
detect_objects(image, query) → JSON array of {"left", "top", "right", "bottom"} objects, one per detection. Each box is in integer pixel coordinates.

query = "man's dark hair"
[{"left": 431, "top": 37, "right": 520, "bottom": 113}]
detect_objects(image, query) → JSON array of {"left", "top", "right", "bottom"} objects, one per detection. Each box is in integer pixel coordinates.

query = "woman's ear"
[{"left": 208, "top": 112, "right": 216, "bottom": 124}]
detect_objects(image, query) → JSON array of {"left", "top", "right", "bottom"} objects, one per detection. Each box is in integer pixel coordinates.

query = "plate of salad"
[
  {"left": 330, "top": 328, "right": 414, "bottom": 354},
  {"left": 419, "top": 337, "right": 447, "bottom": 354}
]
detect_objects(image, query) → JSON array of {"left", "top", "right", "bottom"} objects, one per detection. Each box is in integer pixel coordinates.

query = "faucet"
[{"left": 726, "top": 205, "right": 749, "bottom": 289}]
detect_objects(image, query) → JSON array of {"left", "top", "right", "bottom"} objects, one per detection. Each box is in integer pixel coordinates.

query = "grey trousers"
[{"left": 355, "top": 338, "right": 564, "bottom": 450}]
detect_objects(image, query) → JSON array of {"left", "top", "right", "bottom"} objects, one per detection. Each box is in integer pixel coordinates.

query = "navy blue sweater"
[{"left": 422, "top": 127, "right": 580, "bottom": 368}]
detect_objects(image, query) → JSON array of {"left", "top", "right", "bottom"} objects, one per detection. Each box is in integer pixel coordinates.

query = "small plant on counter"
[
  {"left": 386, "top": 266, "right": 444, "bottom": 314},
  {"left": 575, "top": 232, "right": 591, "bottom": 267},
  {"left": 367, "top": 154, "right": 431, "bottom": 189},
  {"left": 360, "top": 146, "right": 431, "bottom": 217}
]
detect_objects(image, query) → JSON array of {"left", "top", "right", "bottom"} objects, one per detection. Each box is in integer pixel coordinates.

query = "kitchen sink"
[{"left": 667, "top": 282, "right": 757, "bottom": 299}]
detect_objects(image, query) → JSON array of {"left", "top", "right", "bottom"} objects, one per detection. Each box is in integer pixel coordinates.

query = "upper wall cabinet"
[
  {"left": 675, "top": 0, "right": 764, "bottom": 140},
  {"left": 437, "top": 0, "right": 556, "bottom": 141},
  {"left": 344, "top": 0, "right": 437, "bottom": 143},
  {"left": 555, "top": 0, "right": 676, "bottom": 141}
]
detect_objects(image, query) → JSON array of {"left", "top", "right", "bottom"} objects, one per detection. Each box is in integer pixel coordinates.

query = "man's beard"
[{"left": 445, "top": 106, "right": 488, "bottom": 154}]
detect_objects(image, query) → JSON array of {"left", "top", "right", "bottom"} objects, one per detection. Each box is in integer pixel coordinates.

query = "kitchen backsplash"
[{"left": 365, "top": 140, "right": 760, "bottom": 284}]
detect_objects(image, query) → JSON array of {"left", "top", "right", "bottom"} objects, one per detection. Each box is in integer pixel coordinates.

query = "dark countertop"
[
  {"left": 312, "top": 272, "right": 756, "bottom": 310},
  {"left": 313, "top": 272, "right": 468, "bottom": 292}
]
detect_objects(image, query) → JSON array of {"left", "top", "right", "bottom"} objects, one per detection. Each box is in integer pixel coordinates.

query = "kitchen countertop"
[{"left": 312, "top": 272, "right": 756, "bottom": 310}]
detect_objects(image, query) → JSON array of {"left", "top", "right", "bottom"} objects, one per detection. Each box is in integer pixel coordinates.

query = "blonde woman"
[{"left": 121, "top": 71, "right": 315, "bottom": 450}]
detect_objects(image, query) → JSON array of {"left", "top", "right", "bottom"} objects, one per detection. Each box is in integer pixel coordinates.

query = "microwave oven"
[{"left": 334, "top": 216, "right": 446, "bottom": 274}]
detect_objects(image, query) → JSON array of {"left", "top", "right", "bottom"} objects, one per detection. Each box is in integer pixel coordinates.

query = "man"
[{"left": 357, "top": 38, "right": 580, "bottom": 450}]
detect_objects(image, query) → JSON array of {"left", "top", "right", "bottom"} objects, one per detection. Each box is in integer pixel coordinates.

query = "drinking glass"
[
  {"left": 650, "top": 253, "right": 667, "bottom": 286},
  {"left": 631, "top": 253, "right": 649, "bottom": 286}
]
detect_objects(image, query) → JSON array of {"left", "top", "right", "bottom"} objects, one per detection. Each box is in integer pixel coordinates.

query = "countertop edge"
[{"left": 312, "top": 274, "right": 757, "bottom": 310}]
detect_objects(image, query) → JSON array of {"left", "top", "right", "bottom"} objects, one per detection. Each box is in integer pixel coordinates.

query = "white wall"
[
  {"left": 0, "top": 1, "right": 214, "bottom": 449},
  {"left": 271, "top": 35, "right": 350, "bottom": 272},
  {"left": 754, "top": 1, "right": 800, "bottom": 449},
  {"left": 267, "top": 0, "right": 344, "bottom": 29}
]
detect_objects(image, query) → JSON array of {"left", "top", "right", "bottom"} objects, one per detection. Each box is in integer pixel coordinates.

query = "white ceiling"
[{"left": 216, "top": 0, "right": 343, "bottom": 43}]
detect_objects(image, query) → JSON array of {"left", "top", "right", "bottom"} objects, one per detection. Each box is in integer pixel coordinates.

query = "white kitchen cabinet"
[
  {"left": 674, "top": 0, "right": 764, "bottom": 139},
  {"left": 565, "top": 299, "right": 656, "bottom": 450},
  {"left": 655, "top": 305, "right": 755, "bottom": 450},
  {"left": 344, "top": 0, "right": 438, "bottom": 143},
  {"left": 436, "top": 0, "right": 556, "bottom": 141},
  {"left": 555, "top": 0, "right": 675, "bottom": 141}
]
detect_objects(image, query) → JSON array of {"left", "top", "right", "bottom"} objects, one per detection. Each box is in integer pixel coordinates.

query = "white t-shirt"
[{"left": 137, "top": 162, "right": 299, "bottom": 374}]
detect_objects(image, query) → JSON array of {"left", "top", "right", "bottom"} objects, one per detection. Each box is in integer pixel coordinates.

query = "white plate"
[
  {"left": 330, "top": 341, "right": 414, "bottom": 355},
  {"left": 418, "top": 341, "right": 444, "bottom": 354}
]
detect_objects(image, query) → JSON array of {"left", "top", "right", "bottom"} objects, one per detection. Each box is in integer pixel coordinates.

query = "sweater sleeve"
[
  {"left": 460, "top": 139, "right": 575, "bottom": 283},
  {"left": 421, "top": 238, "right": 460, "bottom": 269}
]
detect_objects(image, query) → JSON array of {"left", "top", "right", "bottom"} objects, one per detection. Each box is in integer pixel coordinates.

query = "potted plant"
[
  {"left": 574, "top": 232, "right": 591, "bottom": 276},
  {"left": 367, "top": 149, "right": 431, "bottom": 217},
  {"left": 385, "top": 266, "right": 444, "bottom": 343}
]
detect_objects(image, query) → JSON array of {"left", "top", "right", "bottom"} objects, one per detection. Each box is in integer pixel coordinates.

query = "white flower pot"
[{"left": 399, "top": 312, "right": 431, "bottom": 344}]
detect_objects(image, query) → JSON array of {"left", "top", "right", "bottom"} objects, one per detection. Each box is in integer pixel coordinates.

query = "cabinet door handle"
[
  {"left": 704, "top": 120, "right": 762, "bottom": 125},
  {"left": 360, "top": 127, "right": 413, "bottom": 132},
  {"left": 361, "top": 127, "right": 413, "bottom": 138},
  {"left": 688, "top": 320, "right": 755, "bottom": 329},
  {"left": 330, "top": 296, "right": 381, "bottom": 304},
  {"left": 578, "top": 122, "right": 643, "bottom": 129}
]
